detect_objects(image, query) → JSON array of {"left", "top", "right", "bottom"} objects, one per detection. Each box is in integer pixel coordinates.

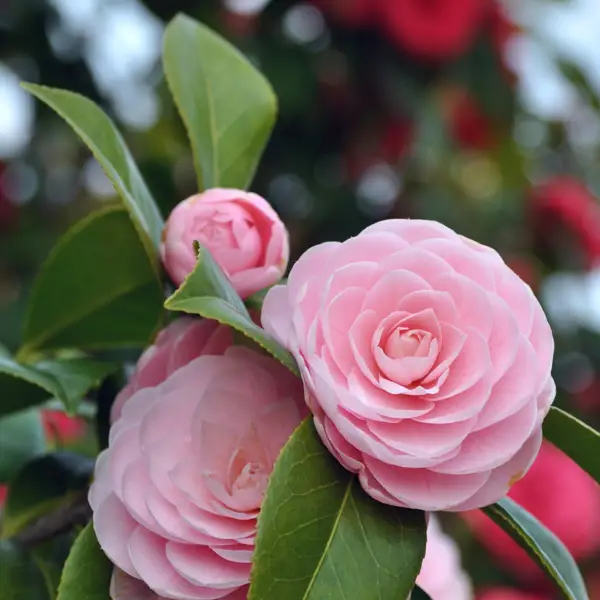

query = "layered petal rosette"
[
  {"left": 262, "top": 219, "right": 555, "bottom": 511},
  {"left": 90, "top": 343, "right": 305, "bottom": 599}
]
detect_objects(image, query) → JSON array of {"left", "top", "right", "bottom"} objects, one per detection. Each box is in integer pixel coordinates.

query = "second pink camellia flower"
[
  {"left": 160, "top": 188, "right": 289, "bottom": 298},
  {"left": 262, "top": 219, "right": 556, "bottom": 512},
  {"left": 90, "top": 321, "right": 306, "bottom": 599}
]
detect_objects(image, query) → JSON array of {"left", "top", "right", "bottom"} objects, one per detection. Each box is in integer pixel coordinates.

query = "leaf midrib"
[
  {"left": 23, "top": 277, "right": 153, "bottom": 353},
  {"left": 301, "top": 478, "right": 353, "bottom": 600}
]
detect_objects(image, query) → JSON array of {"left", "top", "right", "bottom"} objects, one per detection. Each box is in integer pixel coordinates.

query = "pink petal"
[
  {"left": 323, "top": 261, "right": 381, "bottom": 304},
  {"left": 364, "top": 457, "right": 490, "bottom": 511},
  {"left": 165, "top": 543, "right": 250, "bottom": 588},
  {"left": 418, "top": 238, "right": 496, "bottom": 291},
  {"left": 486, "top": 294, "right": 520, "bottom": 384},
  {"left": 287, "top": 241, "right": 340, "bottom": 300},
  {"left": 363, "top": 219, "right": 457, "bottom": 243},
  {"left": 261, "top": 285, "right": 293, "bottom": 348},
  {"left": 93, "top": 493, "right": 139, "bottom": 577},
  {"left": 362, "top": 270, "right": 431, "bottom": 316},
  {"left": 434, "top": 400, "right": 538, "bottom": 475},
  {"left": 494, "top": 267, "right": 535, "bottom": 334},
  {"left": 322, "top": 287, "right": 366, "bottom": 373},
  {"left": 397, "top": 289, "right": 458, "bottom": 326},
  {"left": 380, "top": 248, "right": 453, "bottom": 285},
  {"left": 128, "top": 528, "right": 228, "bottom": 600},
  {"left": 367, "top": 417, "right": 476, "bottom": 458},
  {"left": 452, "top": 428, "right": 543, "bottom": 511}
]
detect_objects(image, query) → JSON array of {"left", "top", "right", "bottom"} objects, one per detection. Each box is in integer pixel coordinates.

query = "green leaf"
[
  {"left": 21, "top": 206, "right": 163, "bottom": 354},
  {"left": 482, "top": 498, "right": 588, "bottom": 600},
  {"left": 0, "top": 354, "right": 117, "bottom": 416},
  {"left": 250, "top": 418, "right": 427, "bottom": 600},
  {"left": 0, "top": 540, "right": 50, "bottom": 600},
  {"left": 165, "top": 245, "right": 298, "bottom": 375},
  {"left": 3, "top": 452, "right": 93, "bottom": 538},
  {"left": 22, "top": 83, "right": 164, "bottom": 260},
  {"left": 543, "top": 406, "right": 600, "bottom": 484},
  {"left": 163, "top": 13, "right": 277, "bottom": 190},
  {"left": 0, "top": 410, "right": 45, "bottom": 483},
  {"left": 57, "top": 524, "right": 112, "bottom": 600}
]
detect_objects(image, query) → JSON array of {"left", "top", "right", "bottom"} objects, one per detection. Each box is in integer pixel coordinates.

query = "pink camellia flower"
[
  {"left": 416, "top": 516, "right": 473, "bottom": 600},
  {"left": 160, "top": 188, "right": 289, "bottom": 298},
  {"left": 111, "top": 318, "right": 233, "bottom": 422},
  {"left": 90, "top": 344, "right": 305, "bottom": 600},
  {"left": 464, "top": 441, "right": 600, "bottom": 579},
  {"left": 262, "top": 219, "right": 555, "bottom": 511}
]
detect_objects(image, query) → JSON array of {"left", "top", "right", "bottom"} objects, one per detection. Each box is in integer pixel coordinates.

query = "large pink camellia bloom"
[
  {"left": 90, "top": 345, "right": 305, "bottom": 600},
  {"left": 262, "top": 219, "right": 555, "bottom": 511},
  {"left": 111, "top": 318, "right": 233, "bottom": 422},
  {"left": 160, "top": 188, "right": 289, "bottom": 298},
  {"left": 416, "top": 516, "right": 473, "bottom": 600}
]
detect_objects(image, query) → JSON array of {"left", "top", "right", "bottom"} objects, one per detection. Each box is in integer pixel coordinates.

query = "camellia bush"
[{"left": 1, "top": 13, "right": 599, "bottom": 600}]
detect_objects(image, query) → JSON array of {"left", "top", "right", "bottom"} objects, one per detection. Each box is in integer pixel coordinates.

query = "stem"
[{"left": 11, "top": 493, "right": 92, "bottom": 550}]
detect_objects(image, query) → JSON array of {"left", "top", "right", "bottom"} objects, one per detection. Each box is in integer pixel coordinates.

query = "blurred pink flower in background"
[
  {"left": 416, "top": 516, "right": 473, "bottom": 600},
  {"left": 464, "top": 441, "right": 600, "bottom": 579},
  {"left": 262, "top": 219, "right": 555, "bottom": 511},
  {"left": 160, "top": 188, "right": 289, "bottom": 298}
]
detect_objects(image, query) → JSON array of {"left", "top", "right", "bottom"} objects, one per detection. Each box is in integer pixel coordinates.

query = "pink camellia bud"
[
  {"left": 160, "top": 189, "right": 289, "bottom": 299},
  {"left": 262, "top": 219, "right": 555, "bottom": 512}
]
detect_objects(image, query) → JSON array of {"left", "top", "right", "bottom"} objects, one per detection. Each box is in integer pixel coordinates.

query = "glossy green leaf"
[
  {"left": 22, "top": 83, "right": 164, "bottom": 260},
  {"left": 21, "top": 206, "right": 163, "bottom": 354},
  {"left": 56, "top": 523, "right": 112, "bottom": 600},
  {"left": 163, "top": 13, "right": 277, "bottom": 190},
  {"left": 543, "top": 406, "right": 600, "bottom": 484},
  {"left": 0, "top": 354, "right": 117, "bottom": 416},
  {"left": 0, "top": 540, "right": 50, "bottom": 600},
  {"left": 165, "top": 245, "right": 298, "bottom": 374},
  {"left": 250, "top": 418, "right": 427, "bottom": 600},
  {"left": 0, "top": 410, "right": 45, "bottom": 483},
  {"left": 2, "top": 452, "right": 93, "bottom": 538},
  {"left": 167, "top": 296, "right": 298, "bottom": 375},
  {"left": 483, "top": 498, "right": 588, "bottom": 600},
  {"left": 172, "top": 243, "right": 248, "bottom": 314}
]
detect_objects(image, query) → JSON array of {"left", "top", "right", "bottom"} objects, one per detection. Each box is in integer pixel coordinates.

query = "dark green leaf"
[
  {"left": 21, "top": 206, "right": 163, "bottom": 354},
  {"left": 166, "top": 296, "right": 298, "bottom": 375},
  {"left": 22, "top": 83, "right": 164, "bottom": 260},
  {"left": 0, "top": 410, "right": 45, "bottom": 483},
  {"left": 3, "top": 452, "right": 93, "bottom": 538},
  {"left": 56, "top": 523, "right": 112, "bottom": 600},
  {"left": 543, "top": 406, "right": 600, "bottom": 485},
  {"left": 164, "top": 244, "right": 298, "bottom": 374},
  {"left": 482, "top": 498, "right": 588, "bottom": 600},
  {"left": 170, "top": 243, "right": 248, "bottom": 314},
  {"left": 0, "top": 355, "right": 117, "bottom": 416},
  {"left": 250, "top": 418, "right": 427, "bottom": 600},
  {"left": 0, "top": 540, "right": 50, "bottom": 600},
  {"left": 163, "top": 13, "right": 277, "bottom": 190}
]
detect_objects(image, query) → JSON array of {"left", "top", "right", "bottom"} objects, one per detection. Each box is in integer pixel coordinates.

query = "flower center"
[
  {"left": 194, "top": 213, "right": 238, "bottom": 249},
  {"left": 231, "top": 461, "right": 269, "bottom": 496},
  {"left": 384, "top": 329, "right": 423, "bottom": 359}
]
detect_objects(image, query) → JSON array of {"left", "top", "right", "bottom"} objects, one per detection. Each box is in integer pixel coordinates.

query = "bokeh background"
[{"left": 1, "top": 1, "right": 600, "bottom": 598}]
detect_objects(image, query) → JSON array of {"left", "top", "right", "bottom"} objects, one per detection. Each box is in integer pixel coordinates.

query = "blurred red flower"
[
  {"left": 477, "top": 588, "right": 551, "bottom": 600},
  {"left": 379, "top": 0, "right": 491, "bottom": 60},
  {"left": 444, "top": 89, "right": 494, "bottom": 151},
  {"left": 531, "top": 177, "right": 600, "bottom": 268},
  {"left": 42, "top": 410, "right": 86, "bottom": 443},
  {"left": 464, "top": 442, "right": 600, "bottom": 580}
]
